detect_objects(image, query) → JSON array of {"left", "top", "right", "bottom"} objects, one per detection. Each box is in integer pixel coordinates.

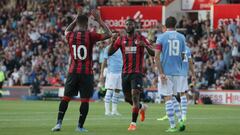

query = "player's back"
[
  {"left": 156, "top": 30, "right": 186, "bottom": 76},
  {"left": 66, "top": 31, "right": 103, "bottom": 74}
]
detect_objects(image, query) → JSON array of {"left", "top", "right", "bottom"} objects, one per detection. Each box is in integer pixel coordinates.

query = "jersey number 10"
[
  {"left": 168, "top": 40, "right": 180, "bottom": 56},
  {"left": 72, "top": 44, "right": 87, "bottom": 60}
]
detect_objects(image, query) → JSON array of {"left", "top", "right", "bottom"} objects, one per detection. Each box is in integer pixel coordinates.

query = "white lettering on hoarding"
[
  {"left": 200, "top": 4, "right": 211, "bottom": 9},
  {"left": 200, "top": 92, "right": 224, "bottom": 104},
  {"left": 217, "top": 15, "right": 240, "bottom": 27},
  {"left": 105, "top": 18, "right": 158, "bottom": 28},
  {"left": 200, "top": 91, "right": 240, "bottom": 105},
  {"left": 104, "top": 11, "right": 159, "bottom": 28}
]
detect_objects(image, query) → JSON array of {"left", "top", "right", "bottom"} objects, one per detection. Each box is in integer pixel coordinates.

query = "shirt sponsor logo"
[{"left": 125, "top": 47, "right": 137, "bottom": 54}]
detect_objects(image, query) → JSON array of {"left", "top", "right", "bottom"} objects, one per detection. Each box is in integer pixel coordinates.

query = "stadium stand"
[{"left": 0, "top": 0, "right": 239, "bottom": 94}]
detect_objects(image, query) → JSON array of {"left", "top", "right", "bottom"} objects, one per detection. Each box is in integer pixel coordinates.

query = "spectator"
[
  {"left": 213, "top": 55, "right": 225, "bottom": 79},
  {"left": 223, "top": 46, "right": 232, "bottom": 70},
  {"left": 29, "top": 75, "right": 42, "bottom": 96},
  {"left": 204, "top": 61, "right": 215, "bottom": 87},
  {"left": 234, "top": 27, "right": 240, "bottom": 45}
]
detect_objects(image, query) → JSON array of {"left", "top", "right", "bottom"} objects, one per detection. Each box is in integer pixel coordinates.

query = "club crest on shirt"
[{"left": 125, "top": 46, "right": 137, "bottom": 54}]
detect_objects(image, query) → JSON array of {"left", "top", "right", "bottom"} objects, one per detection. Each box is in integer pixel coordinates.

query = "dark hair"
[
  {"left": 77, "top": 15, "right": 88, "bottom": 26},
  {"left": 125, "top": 18, "right": 136, "bottom": 24},
  {"left": 165, "top": 16, "right": 177, "bottom": 28}
]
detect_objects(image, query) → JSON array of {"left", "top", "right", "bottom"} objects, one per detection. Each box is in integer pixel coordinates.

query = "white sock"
[
  {"left": 172, "top": 96, "right": 182, "bottom": 122},
  {"left": 104, "top": 89, "right": 113, "bottom": 114},
  {"left": 165, "top": 100, "right": 175, "bottom": 128},
  {"left": 130, "top": 122, "right": 136, "bottom": 126},
  {"left": 112, "top": 91, "right": 120, "bottom": 113},
  {"left": 181, "top": 95, "right": 188, "bottom": 119}
]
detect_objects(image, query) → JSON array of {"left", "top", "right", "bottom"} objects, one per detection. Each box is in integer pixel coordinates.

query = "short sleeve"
[
  {"left": 155, "top": 35, "right": 163, "bottom": 51},
  {"left": 142, "top": 36, "right": 151, "bottom": 47},
  {"left": 90, "top": 32, "right": 104, "bottom": 43}
]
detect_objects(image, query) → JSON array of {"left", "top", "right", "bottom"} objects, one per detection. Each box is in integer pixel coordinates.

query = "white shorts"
[
  {"left": 158, "top": 76, "right": 187, "bottom": 96},
  {"left": 105, "top": 72, "right": 122, "bottom": 90},
  {"left": 178, "top": 76, "right": 188, "bottom": 93}
]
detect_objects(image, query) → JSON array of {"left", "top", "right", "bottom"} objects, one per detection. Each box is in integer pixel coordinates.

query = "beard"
[{"left": 126, "top": 28, "right": 135, "bottom": 35}]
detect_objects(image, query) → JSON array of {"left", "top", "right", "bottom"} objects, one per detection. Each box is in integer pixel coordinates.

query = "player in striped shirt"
[
  {"left": 52, "top": 9, "right": 112, "bottom": 132},
  {"left": 108, "top": 18, "right": 155, "bottom": 131}
]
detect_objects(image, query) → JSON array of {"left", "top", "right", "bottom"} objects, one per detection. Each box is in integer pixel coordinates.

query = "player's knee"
[{"left": 62, "top": 96, "right": 71, "bottom": 102}]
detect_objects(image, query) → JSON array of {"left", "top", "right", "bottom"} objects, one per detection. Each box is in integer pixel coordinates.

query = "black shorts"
[
  {"left": 64, "top": 73, "right": 94, "bottom": 99},
  {"left": 122, "top": 73, "right": 143, "bottom": 94}
]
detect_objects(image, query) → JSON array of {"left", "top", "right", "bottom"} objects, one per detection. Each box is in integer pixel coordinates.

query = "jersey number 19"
[{"left": 168, "top": 40, "right": 180, "bottom": 56}]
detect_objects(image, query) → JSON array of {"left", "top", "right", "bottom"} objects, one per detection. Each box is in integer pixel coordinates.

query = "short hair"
[
  {"left": 125, "top": 18, "right": 136, "bottom": 24},
  {"left": 77, "top": 15, "right": 88, "bottom": 26},
  {"left": 165, "top": 16, "right": 177, "bottom": 28}
]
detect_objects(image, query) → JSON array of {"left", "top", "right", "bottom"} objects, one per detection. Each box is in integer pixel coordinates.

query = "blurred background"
[{"left": 0, "top": 0, "right": 240, "bottom": 105}]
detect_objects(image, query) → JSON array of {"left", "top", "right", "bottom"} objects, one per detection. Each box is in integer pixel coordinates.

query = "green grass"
[{"left": 0, "top": 100, "right": 240, "bottom": 135}]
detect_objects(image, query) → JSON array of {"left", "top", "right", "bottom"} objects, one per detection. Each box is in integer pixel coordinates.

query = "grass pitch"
[{"left": 0, "top": 100, "right": 240, "bottom": 135}]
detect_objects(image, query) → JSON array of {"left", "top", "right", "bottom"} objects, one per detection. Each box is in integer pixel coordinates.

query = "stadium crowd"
[{"left": 0, "top": 0, "right": 240, "bottom": 90}]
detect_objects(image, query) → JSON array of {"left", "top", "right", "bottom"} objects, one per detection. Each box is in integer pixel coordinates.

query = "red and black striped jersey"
[
  {"left": 65, "top": 31, "right": 104, "bottom": 74},
  {"left": 113, "top": 33, "right": 151, "bottom": 74}
]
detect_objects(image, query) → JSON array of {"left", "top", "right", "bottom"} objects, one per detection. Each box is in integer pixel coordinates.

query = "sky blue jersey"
[
  {"left": 182, "top": 46, "right": 192, "bottom": 76},
  {"left": 156, "top": 30, "right": 186, "bottom": 76},
  {"left": 104, "top": 46, "right": 123, "bottom": 73}
]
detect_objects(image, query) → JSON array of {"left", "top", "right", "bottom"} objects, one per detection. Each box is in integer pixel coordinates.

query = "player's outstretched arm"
[
  {"left": 138, "top": 38, "right": 155, "bottom": 56},
  {"left": 65, "top": 15, "right": 78, "bottom": 35},
  {"left": 91, "top": 9, "right": 112, "bottom": 40},
  {"left": 144, "top": 43, "right": 155, "bottom": 56},
  {"left": 108, "top": 33, "right": 119, "bottom": 56}
]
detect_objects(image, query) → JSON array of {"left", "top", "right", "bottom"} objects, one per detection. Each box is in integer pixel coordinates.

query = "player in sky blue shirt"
[
  {"left": 100, "top": 43, "right": 123, "bottom": 116},
  {"left": 156, "top": 30, "right": 186, "bottom": 76},
  {"left": 155, "top": 16, "right": 187, "bottom": 132},
  {"left": 103, "top": 46, "right": 123, "bottom": 73}
]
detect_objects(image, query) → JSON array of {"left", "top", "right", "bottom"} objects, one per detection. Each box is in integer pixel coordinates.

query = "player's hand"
[
  {"left": 91, "top": 9, "right": 101, "bottom": 22},
  {"left": 137, "top": 40, "right": 147, "bottom": 47},
  {"left": 111, "top": 33, "right": 119, "bottom": 42},
  {"left": 160, "top": 74, "right": 167, "bottom": 85}
]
